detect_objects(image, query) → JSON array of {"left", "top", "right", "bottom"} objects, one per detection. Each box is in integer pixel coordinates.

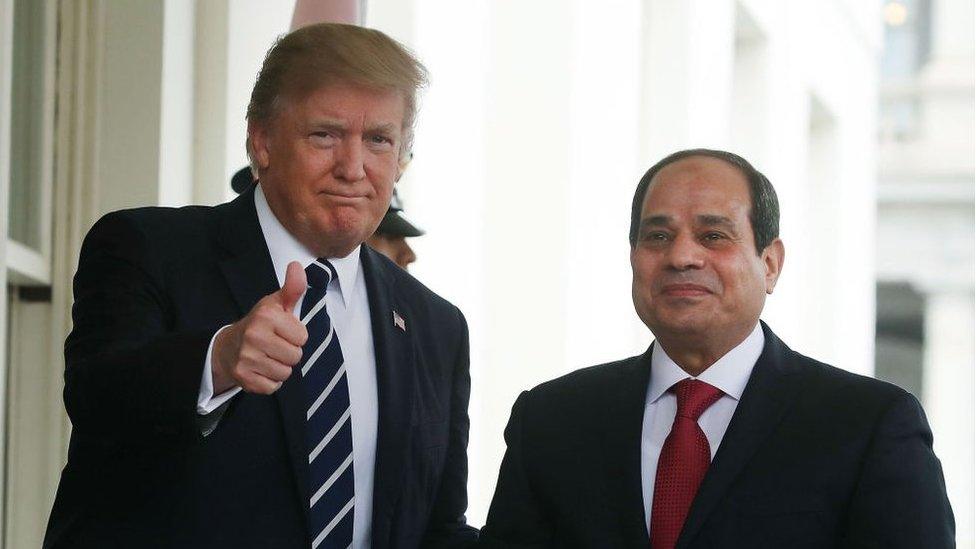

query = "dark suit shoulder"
[
  {"left": 787, "top": 347, "right": 915, "bottom": 412},
  {"left": 519, "top": 353, "right": 648, "bottom": 414},
  {"left": 92, "top": 203, "right": 219, "bottom": 245}
]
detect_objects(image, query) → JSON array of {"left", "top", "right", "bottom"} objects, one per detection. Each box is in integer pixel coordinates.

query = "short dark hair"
[{"left": 628, "top": 148, "right": 780, "bottom": 254}]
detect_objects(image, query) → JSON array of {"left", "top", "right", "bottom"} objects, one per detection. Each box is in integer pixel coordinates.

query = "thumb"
[{"left": 279, "top": 261, "right": 307, "bottom": 313}]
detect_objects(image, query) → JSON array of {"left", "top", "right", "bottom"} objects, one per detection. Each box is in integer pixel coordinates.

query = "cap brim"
[
  {"left": 376, "top": 210, "right": 424, "bottom": 237},
  {"left": 231, "top": 167, "right": 255, "bottom": 194}
]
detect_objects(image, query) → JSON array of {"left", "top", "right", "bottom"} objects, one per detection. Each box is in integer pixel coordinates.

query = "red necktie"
[{"left": 650, "top": 379, "right": 724, "bottom": 549}]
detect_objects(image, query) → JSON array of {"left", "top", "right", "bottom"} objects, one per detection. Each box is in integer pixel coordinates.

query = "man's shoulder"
[
  {"left": 781, "top": 343, "right": 917, "bottom": 414},
  {"left": 793, "top": 351, "right": 906, "bottom": 398},
  {"left": 88, "top": 203, "right": 222, "bottom": 246},
  {"left": 523, "top": 354, "right": 647, "bottom": 407}
]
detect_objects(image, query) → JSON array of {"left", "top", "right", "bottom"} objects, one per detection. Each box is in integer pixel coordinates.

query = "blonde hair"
[{"left": 245, "top": 23, "right": 428, "bottom": 170}]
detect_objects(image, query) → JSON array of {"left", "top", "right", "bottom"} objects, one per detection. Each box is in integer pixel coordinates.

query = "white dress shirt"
[
  {"left": 197, "top": 184, "right": 378, "bottom": 548},
  {"left": 640, "top": 323, "right": 764, "bottom": 532}
]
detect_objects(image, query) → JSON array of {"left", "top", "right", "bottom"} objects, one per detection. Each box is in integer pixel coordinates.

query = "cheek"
[{"left": 632, "top": 257, "right": 659, "bottom": 288}]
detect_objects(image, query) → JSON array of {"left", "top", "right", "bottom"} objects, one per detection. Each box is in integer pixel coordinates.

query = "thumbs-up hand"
[
  {"left": 212, "top": 261, "right": 310, "bottom": 395},
  {"left": 278, "top": 261, "right": 307, "bottom": 313}
]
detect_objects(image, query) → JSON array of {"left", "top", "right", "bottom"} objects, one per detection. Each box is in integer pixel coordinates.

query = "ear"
[
  {"left": 247, "top": 120, "right": 272, "bottom": 170},
  {"left": 395, "top": 150, "right": 413, "bottom": 183},
  {"left": 761, "top": 238, "right": 785, "bottom": 294}
]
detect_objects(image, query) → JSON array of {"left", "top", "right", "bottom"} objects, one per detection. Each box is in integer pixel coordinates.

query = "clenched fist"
[{"left": 212, "top": 261, "right": 309, "bottom": 394}]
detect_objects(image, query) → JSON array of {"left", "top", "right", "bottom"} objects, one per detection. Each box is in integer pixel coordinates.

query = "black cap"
[
  {"left": 376, "top": 189, "right": 424, "bottom": 237},
  {"left": 232, "top": 167, "right": 255, "bottom": 194}
]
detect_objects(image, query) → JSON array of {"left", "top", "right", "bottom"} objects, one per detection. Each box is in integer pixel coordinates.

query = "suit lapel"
[
  {"left": 676, "top": 323, "right": 803, "bottom": 548},
  {"left": 600, "top": 348, "right": 654, "bottom": 546},
  {"left": 361, "top": 247, "right": 416, "bottom": 549},
  {"left": 216, "top": 187, "right": 279, "bottom": 314},
  {"left": 215, "top": 185, "right": 311, "bottom": 516}
]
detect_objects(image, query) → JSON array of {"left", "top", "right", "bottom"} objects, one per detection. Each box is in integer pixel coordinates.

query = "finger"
[
  {"left": 247, "top": 356, "right": 294, "bottom": 383},
  {"left": 262, "top": 336, "right": 304, "bottom": 367},
  {"left": 239, "top": 372, "right": 283, "bottom": 395},
  {"left": 279, "top": 261, "right": 307, "bottom": 313},
  {"left": 275, "top": 315, "right": 309, "bottom": 347},
  {"left": 241, "top": 312, "right": 306, "bottom": 354}
]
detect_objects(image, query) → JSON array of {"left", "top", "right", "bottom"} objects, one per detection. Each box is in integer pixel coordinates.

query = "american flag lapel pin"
[{"left": 393, "top": 310, "right": 406, "bottom": 332}]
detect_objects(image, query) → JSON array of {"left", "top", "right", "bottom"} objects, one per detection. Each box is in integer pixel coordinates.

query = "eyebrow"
[
  {"left": 639, "top": 215, "right": 673, "bottom": 229},
  {"left": 697, "top": 214, "right": 738, "bottom": 233},
  {"left": 365, "top": 122, "right": 400, "bottom": 135},
  {"left": 307, "top": 119, "right": 400, "bottom": 135},
  {"left": 638, "top": 214, "right": 740, "bottom": 234},
  {"left": 307, "top": 119, "right": 347, "bottom": 133}
]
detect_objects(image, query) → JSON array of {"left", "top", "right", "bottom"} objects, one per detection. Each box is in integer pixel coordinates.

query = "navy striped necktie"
[{"left": 300, "top": 259, "right": 354, "bottom": 549}]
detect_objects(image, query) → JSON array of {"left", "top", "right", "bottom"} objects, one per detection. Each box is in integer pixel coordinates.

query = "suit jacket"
[
  {"left": 44, "top": 185, "right": 477, "bottom": 549},
  {"left": 480, "top": 323, "right": 954, "bottom": 548}
]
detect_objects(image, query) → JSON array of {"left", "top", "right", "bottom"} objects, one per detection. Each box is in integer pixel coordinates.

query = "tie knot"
[
  {"left": 671, "top": 379, "right": 724, "bottom": 420},
  {"left": 305, "top": 259, "right": 337, "bottom": 290}
]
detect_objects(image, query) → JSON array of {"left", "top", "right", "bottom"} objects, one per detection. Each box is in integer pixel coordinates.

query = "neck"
[{"left": 654, "top": 326, "right": 755, "bottom": 377}]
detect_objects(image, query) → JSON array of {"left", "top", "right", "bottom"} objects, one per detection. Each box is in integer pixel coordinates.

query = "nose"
[
  {"left": 397, "top": 240, "right": 417, "bottom": 269},
  {"left": 666, "top": 233, "right": 705, "bottom": 270},
  {"left": 333, "top": 138, "right": 367, "bottom": 181}
]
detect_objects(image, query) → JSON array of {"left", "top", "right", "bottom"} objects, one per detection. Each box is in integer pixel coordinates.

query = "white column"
[
  {"left": 158, "top": 0, "right": 195, "bottom": 207},
  {"left": 922, "top": 287, "right": 975, "bottom": 548},
  {"left": 639, "top": 0, "right": 736, "bottom": 159},
  {"left": 96, "top": 0, "right": 166, "bottom": 213},
  {"left": 0, "top": 0, "right": 14, "bottom": 541},
  {"left": 192, "top": 0, "right": 231, "bottom": 206}
]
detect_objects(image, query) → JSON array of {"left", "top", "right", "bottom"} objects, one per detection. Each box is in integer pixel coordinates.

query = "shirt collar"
[
  {"left": 254, "top": 184, "right": 360, "bottom": 307},
  {"left": 647, "top": 323, "right": 764, "bottom": 405}
]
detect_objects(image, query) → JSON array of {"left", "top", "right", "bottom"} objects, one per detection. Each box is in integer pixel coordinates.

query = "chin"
[{"left": 649, "top": 311, "right": 713, "bottom": 335}]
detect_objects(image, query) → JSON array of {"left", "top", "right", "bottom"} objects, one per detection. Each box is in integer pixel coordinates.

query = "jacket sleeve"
[
  {"left": 63, "top": 211, "right": 216, "bottom": 443},
  {"left": 422, "top": 307, "right": 479, "bottom": 548},
  {"left": 841, "top": 390, "right": 955, "bottom": 548},
  {"left": 478, "top": 391, "right": 553, "bottom": 549}
]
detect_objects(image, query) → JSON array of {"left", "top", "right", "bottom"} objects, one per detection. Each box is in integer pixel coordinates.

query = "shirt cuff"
[{"left": 198, "top": 324, "right": 242, "bottom": 414}]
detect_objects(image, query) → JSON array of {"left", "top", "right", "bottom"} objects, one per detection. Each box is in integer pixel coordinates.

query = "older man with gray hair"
[{"left": 46, "top": 24, "right": 476, "bottom": 549}]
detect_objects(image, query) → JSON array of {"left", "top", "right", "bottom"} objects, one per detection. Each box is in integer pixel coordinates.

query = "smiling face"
[
  {"left": 249, "top": 83, "right": 406, "bottom": 258},
  {"left": 630, "top": 155, "right": 784, "bottom": 353}
]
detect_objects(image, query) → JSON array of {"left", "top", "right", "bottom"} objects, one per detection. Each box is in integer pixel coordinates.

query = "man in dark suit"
[
  {"left": 479, "top": 149, "right": 954, "bottom": 548},
  {"left": 45, "top": 23, "right": 476, "bottom": 549}
]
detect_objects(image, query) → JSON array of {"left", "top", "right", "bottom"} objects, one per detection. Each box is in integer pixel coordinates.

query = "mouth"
[
  {"left": 319, "top": 191, "right": 368, "bottom": 202},
  {"left": 660, "top": 283, "right": 712, "bottom": 297}
]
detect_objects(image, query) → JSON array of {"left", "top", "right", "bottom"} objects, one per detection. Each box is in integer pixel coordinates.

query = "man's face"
[
  {"left": 630, "top": 156, "right": 784, "bottom": 346},
  {"left": 367, "top": 234, "right": 417, "bottom": 270},
  {"left": 250, "top": 83, "right": 406, "bottom": 258}
]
